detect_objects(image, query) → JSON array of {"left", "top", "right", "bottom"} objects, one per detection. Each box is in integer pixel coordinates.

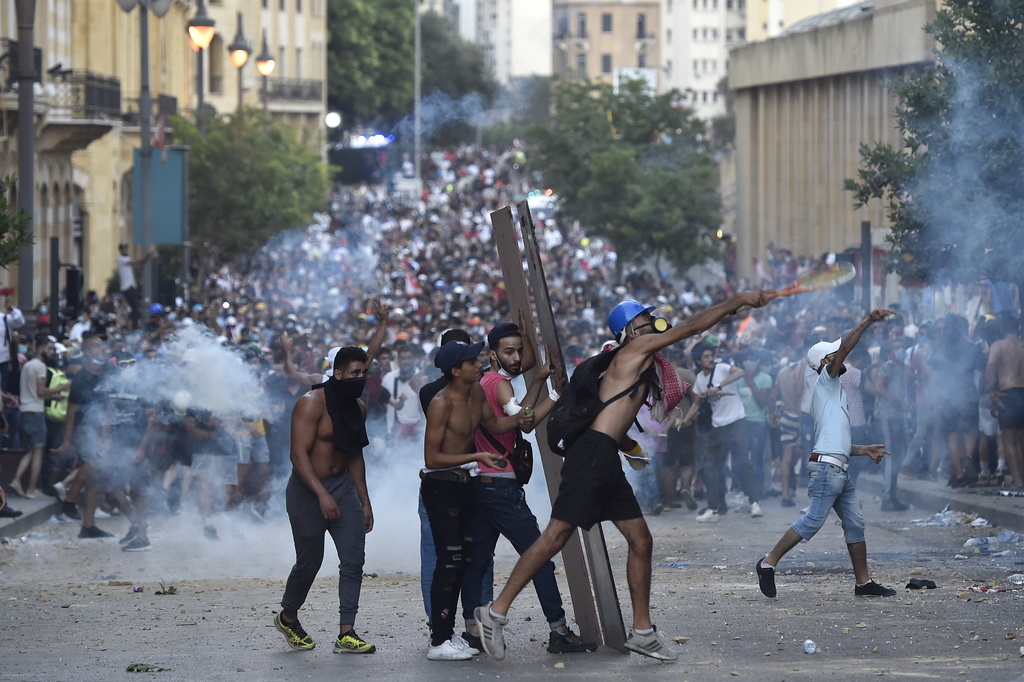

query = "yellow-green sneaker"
[
  {"left": 333, "top": 629, "right": 376, "bottom": 654},
  {"left": 274, "top": 613, "right": 315, "bottom": 651}
]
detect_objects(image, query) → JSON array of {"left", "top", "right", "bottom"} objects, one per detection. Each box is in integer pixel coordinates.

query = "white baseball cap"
[{"left": 806, "top": 339, "right": 841, "bottom": 370}]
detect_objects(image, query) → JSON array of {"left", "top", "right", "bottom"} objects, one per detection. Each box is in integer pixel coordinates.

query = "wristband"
[{"left": 548, "top": 389, "right": 560, "bottom": 403}]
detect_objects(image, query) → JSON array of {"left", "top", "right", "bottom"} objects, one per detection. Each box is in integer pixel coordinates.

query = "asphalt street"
[{"left": 1, "top": 468, "right": 1023, "bottom": 681}]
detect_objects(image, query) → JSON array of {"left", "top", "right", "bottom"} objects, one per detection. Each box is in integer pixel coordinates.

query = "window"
[
  {"left": 692, "top": 59, "right": 699, "bottom": 72},
  {"left": 576, "top": 12, "right": 587, "bottom": 38},
  {"left": 711, "top": 59, "right": 716, "bottom": 71},
  {"left": 279, "top": 0, "right": 285, "bottom": 10},
  {"left": 666, "top": 28, "right": 672, "bottom": 44},
  {"left": 262, "top": 0, "right": 268, "bottom": 7},
  {"left": 296, "top": 0, "right": 301, "bottom": 11},
  {"left": 712, "top": 28, "right": 719, "bottom": 40},
  {"left": 576, "top": 53, "right": 587, "bottom": 80},
  {"left": 738, "top": 28, "right": 745, "bottom": 40},
  {"left": 667, "top": 0, "right": 673, "bottom": 11},
  {"left": 693, "top": 0, "right": 698, "bottom": 8},
  {"left": 637, "top": 13, "right": 646, "bottom": 39},
  {"left": 693, "top": 29, "right": 698, "bottom": 40},
  {"left": 702, "top": 91, "right": 708, "bottom": 103},
  {"left": 638, "top": 53, "right": 646, "bottom": 68},
  {"left": 601, "top": 13, "right": 612, "bottom": 33},
  {"left": 295, "top": 47, "right": 302, "bottom": 79},
  {"left": 278, "top": 46, "right": 286, "bottom": 76},
  {"left": 665, "top": 59, "right": 672, "bottom": 77},
  {"left": 702, "top": 28, "right": 708, "bottom": 40},
  {"left": 601, "top": 54, "right": 612, "bottom": 73},
  {"left": 727, "top": 0, "right": 733, "bottom": 7}
]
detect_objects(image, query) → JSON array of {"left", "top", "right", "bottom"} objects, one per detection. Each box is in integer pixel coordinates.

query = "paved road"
[{"left": 1, "top": 468, "right": 1023, "bottom": 681}]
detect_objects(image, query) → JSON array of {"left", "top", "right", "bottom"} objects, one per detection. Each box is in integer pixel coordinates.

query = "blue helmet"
[
  {"left": 608, "top": 299, "right": 655, "bottom": 338},
  {"left": 149, "top": 303, "right": 165, "bottom": 315}
]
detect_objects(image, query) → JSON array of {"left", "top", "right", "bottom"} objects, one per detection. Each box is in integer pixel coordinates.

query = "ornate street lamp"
[
  {"left": 226, "top": 11, "right": 251, "bottom": 110},
  {"left": 255, "top": 30, "right": 275, "bottom": 119}
]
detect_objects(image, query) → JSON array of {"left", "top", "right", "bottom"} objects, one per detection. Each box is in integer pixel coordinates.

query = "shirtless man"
[
  {"left": 421, "top": 340, "right": 527, "bottom": 661},
  {"left": 987, "top": 316, "right": 1024, "bottom": 488},
  {"left": 475, "top": 291, "right": 771, "bottom": 663},
  {"left": 274, "top": 346, "right": 376, "bottom": 654}
]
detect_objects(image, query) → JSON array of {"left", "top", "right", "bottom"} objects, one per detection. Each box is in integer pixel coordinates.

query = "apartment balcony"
[
  {"left": 35, "top": 71, "right": 120, "bottom": 154},
  {"left": 267, "top": 77, "right": 324, "bottom": 103}
]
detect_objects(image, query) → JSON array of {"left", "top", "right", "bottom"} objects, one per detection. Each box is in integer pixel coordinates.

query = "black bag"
[
  {"left": 546, "top": 346, "right": 644, "bottom": 456},
  {"left": 5, "top": 315, "right": 20, "bottom": 396},
  {"left": 481, "top": 427, "right": 534, "bottom": 485},
  {"left": 696, "top": 379, "right": 716, "bottom": 432}
]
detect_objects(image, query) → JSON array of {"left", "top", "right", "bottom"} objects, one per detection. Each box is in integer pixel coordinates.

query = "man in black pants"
[
  {"left": 421, "top": 340, "right": 524, "bottom": 661},
  {"left": 274, "top": 346, "right": 376, "bottom": 654}
]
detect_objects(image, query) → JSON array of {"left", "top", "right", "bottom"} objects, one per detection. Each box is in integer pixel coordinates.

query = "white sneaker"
[
  {"left": 450, "top": 634, "right": 480, "bottom": 656},
  {"left": 95, "top": 508, "right": 112, "bottom": 519},
  {"left": 426, "top": 639, "right": 473, "bottom": 661},
  {"left": 52, "top": 482, "right": 67, "bottom": 502},
  {"left": 696, "top": 509, "right": 721, "bottom": 523},
  {"left": 750, "top": 502, "right": 763, "bottom": 518}
]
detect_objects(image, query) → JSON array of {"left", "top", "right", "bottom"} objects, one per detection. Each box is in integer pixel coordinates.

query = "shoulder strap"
[{"left": 479, "top": 427, "right": 512, "bottom": 457}]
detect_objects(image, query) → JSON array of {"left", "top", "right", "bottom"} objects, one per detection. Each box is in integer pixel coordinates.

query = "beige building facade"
[
  {"left": 0, "top": 0, "right": 325, "bottom": 304},
  {"left": 554, "top": 1, "right": 660, "bottom": 88},
  {"left": 728, "top": 0, "right": 937, "bottom": 301},
  {"left": 745, "top": 0, "right": 862, "bottom": 43}
]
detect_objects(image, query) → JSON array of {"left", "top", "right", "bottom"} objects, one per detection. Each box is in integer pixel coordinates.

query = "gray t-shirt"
[
  {"left": 19, "top": 357, "right": 47, "bottom": 413},
  {"left": 873, "top": 360, "right": 908, "bottom": 421},
  {"left": 811, "top": 370, "right": 850, "bottom": 457}
]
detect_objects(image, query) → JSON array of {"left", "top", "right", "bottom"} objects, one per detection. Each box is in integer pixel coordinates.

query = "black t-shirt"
[
  {"left": 68, "top": 364, "right": 111, "bottom": 433},
  {"left": 418, "top": 375, "right": 449, "bottom": 414}
]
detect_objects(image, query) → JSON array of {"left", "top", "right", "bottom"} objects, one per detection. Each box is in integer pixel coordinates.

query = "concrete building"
[
  {"left": 0, "top": 0, "right": 325, "bottom": 303},
  {"left": 445, "top": 0, "right": 553, "bottom": 87},
  {"left": 746, "top": 0, "right": 861, "bottom": 43},
  {"left": 728, "top": 0, "right": 937, "bottom": 301},
  {"left": 553, "top": 1, "right": 660, "bottom": 89},
  {"left": 660, "top": 0, "right": 745, "bottom": 118}
]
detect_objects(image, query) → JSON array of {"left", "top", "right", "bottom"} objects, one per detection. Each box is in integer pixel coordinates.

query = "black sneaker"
[
  {"left": 780, "top": 497, "right": 795, "bottom": 507},
  {"left": 547, "top": 629, "right": 599, "bottom": 654},
  {"left": 79, "top": 525, "right": 114, "bottom": 539},
  {"left": 62, "top": 502, "right": 81, "bottom": 520},
  {"left": 756, "top": 557, "right": 777, "bottom": 598},
  {"left": 461, "top": 631, "right": 482, "bottom": 652},
  {"left": 855, "top": 580, "right": 897, "bottom": 597},
  {"left": 204, "top": 525, "right": 219, "bottom": 540},
  {"left": 120, "top": 525, "right": 139, "bottom": 544},
  {"left": 880, "top": 499, "right": 909, "bottom": 512}
]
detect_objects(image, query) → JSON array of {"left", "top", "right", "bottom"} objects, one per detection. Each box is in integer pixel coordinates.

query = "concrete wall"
[{"left": 729, "top": 0, "right": 936, "bottom": 291}]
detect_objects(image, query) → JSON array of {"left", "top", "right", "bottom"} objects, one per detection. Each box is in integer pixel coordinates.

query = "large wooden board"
[{"left": 490, "top": 204, "right": 627, "bottom": 653}]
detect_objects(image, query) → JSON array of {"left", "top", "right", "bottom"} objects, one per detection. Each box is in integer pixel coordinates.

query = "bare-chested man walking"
[
  {"left": 421, "top": 340, "right": 527, "bottom": 661},
  {"left": 475, "top": 290, "right": 771, "bottom": 663},
  {"left": 274, "top": 346, "right": 376, "bottom": 654},
  {"left": 987, "top": 316, "right": 1024, "bottom": 489}
]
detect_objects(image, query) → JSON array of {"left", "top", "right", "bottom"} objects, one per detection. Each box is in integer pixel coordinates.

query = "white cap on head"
[
  {"left": 325, "top": 346, "right": 342, "bottom": 370},
  {"left": 806, "top": 339, "right": 842, "bottom": 370}
]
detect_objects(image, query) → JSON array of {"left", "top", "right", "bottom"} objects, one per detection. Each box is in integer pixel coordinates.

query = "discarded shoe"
[{"left": 905, "top": 578, "right": 937, "bottom": 590}]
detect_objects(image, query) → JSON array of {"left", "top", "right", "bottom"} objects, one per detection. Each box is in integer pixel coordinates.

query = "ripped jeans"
[{"left": 421, "top": 475, "right": 477, "bottom": 646}]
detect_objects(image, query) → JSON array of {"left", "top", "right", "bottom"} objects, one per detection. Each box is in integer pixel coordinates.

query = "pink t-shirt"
[{"left": 473, "top": 371, "right": 516, "bottom": 475}]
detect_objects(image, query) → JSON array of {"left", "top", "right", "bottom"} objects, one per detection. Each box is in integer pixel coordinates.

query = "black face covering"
[{"left": 318, "top": 377, "right": 369, "bottom": 453}]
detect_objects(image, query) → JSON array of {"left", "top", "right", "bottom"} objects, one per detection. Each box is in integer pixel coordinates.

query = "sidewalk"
[{"left": 855, "top": 469, "right": 1024, "bottom": 532}]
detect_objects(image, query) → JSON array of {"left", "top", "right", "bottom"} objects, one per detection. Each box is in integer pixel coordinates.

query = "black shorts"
[
  {"left": 550, "top": 430, "right": 643, "bottom": 531},
  {"left": 665, "top": 424, "right": 695, "bottom": 468},
  {"left": 998, "top": 387, "right": 1024, "bottom": 429},
  {"left": 938, "top": 401, "right": 980, "bottom": 435}
]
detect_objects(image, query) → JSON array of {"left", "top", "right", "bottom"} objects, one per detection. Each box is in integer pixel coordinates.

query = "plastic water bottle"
[
  {"left": 1008, "top": 574, "right": 1024, "bottom": 585},
  {"left": 996, "top": 531, "right": 1020, "bottom": 544},
  {"left": 803, "top": 639, "right": 817, "bottom": 654},
  {"left": 964, "top": 537, "right": 994, "bottom": 549}
]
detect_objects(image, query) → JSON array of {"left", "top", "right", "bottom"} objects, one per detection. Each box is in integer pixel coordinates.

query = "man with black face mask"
[{"left": 274, "top": 345, "right": 377, "bottom": 655}]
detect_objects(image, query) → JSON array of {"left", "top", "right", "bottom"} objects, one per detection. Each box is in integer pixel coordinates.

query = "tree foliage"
[
  {"left": 326, "top": 3, "right": 495, "bottom": 134},
  {"left": 174, "top": 109, "right": 329, "bottom": 262},
  {"left": 0, "top": 176, "right": 34, "bottom": 269},
  {"left": 531, "top": 79, "right": 719, "bottom": 272},
  {"left": 844, "top": 0, "right": 1024, "bottom": 283}
]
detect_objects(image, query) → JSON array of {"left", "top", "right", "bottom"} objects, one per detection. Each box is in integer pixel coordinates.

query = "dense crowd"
[{"left": 0, "top": 142, "right": 1020, "bottom": 558}]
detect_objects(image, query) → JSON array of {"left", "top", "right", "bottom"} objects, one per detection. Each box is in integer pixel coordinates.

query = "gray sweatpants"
[{"left": 281, "top": 471, "right": 365, "bottom": 626}]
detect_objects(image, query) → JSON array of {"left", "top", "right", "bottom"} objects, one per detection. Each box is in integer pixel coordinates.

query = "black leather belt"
[{"left": 423, "top": 469, "right": 471, "bottom": 483}]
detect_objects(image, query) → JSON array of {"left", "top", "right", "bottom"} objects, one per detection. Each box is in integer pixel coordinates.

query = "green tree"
[
  {"left": 844, "top": 0, "right": 1024, "bottom": 283},
  {"left": 0, "top": 176, "right": 34, "bottom": 268},
  {"left": 420, "top": 11, "right": 495, "bottom": 104},
  {"left": 326, "top": 0, "right": 414, "bottom": 127},
  {"left": 532, "top": 78, "right": 719, "bottom": 272},
  {"left": 174, "top": 109, "right": 329, "bottom": 262}
]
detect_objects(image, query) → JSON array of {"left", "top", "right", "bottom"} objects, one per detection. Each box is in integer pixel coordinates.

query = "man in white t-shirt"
[
  {"left": 10, "top": 336, "right": 67, "bottom": 498},
  {"left": 382, "top": 345, "right": 425, "bottom": 444},
  {"left": 117, "top": 242, "right": 154, "bottom": 329},
  {"left": 686, "top": 341, "right": 762, "bottom": 522}
]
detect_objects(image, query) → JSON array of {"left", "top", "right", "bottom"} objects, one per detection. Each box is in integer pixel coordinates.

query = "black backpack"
[{"left": 547, "top": 346, "right": 644, "bottom": 456}]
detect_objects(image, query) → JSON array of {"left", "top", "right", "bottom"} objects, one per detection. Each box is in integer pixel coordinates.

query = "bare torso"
[
  {"left": 989, "top": 336, "right": 1024, "bottom": 391},
  {"left": 430, "top": 384, "right": 484, "bottom": 460},
  {"left": 301, "top": 389, "right": 358, "bottom": 478},
  {"left": 590, "top": 350, "right": 653, "bottom": 443}
]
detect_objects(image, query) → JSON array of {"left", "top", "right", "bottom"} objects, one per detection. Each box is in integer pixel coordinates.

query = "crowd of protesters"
[{"left": 0, "top": 142, "right": 1021, "bottom": 552}]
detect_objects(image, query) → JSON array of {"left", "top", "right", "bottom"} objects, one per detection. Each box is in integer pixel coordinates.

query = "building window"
[
  {"left": 576, "top": 53, "right": 587, "bottom": 80},
  {"left": 638, "top": 53, "right": 646, "bottom": 68},
  {"left": 712, "top": 0, "right": 718, "bottom": 8},
  {"left": 295, "top": 47, "right": 302, "bottom": 79},
  {"left": 601, "top": 13, "right": 612, "bottom": 33},
  {"left": 711, "top": 59, "right": 716, "bottom": 71},
  {"left": 637, "top": 13, "right": 647, "bottom": 39},
  {"left": 279, "top": 0, "right": 285, "bottom": 10},
  {"left": 693, "top": 0, "right": 698, "bottom": 8},
  {"left": 692, "top": 59, "right": 699, "bottom": 72},
  {"left": 693, "top": 29, "right": 698, "bottom": 40},
  {"left": 702, "top": 28, "right": 708, "bottom": 40},
  {"left": 262, "top": 0, "right": 267, "bottom": 7},
  {"left": 665, "top": 59, "right": 672, "bottom": 77},
  {"left": 702, "top": 91, "right": 708, "bottom": 103},
  {"left": 296, "top": 0, "right": 301, "bottom": 11},
  {"left": 667, "top": 0, "right": 673, "bottom": 11},
  {"left": 601, "top": 54, "right": 612, "bottom": 74},
  {"left": 278, "top": 46, "right": 286, "bottom": 76},
  {"left": 727, "top": 0, "right": 733, "bottom": 7},
  {"left": 712, "top": 28, "right": 719, "bottom": 40},
  {"left": 666, "top": 28, "right": 672, "bottom": 44},
  {"left": 576, "top": 12, "right": 587, "bottom": 38},
  {"left": 738, "top": 28, "right": 745, "bottom": 40}
]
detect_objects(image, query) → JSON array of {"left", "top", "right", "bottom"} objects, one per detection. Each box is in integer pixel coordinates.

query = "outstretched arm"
[
  {"left": 628, "top": 290, "right": 772, "bottom": 357},
  {"left": 365, "top": 299, "right": 391, "bottom": 363},
  {"left": 827, "top": 309, "right": 893, "bottom": 378}
]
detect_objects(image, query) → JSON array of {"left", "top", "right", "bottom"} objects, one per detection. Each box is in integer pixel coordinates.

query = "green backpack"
[{"left": 45, "top": 366, "right": 69, "bottom": 422}]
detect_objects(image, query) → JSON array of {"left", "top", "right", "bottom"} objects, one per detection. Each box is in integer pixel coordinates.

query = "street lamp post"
[
  {"left": 116, "top": 0, "right": 174, "bottom": 306},
  {"left": 255, "top": 30, "right": 275, "bottom": 119},
  {"left": 187, "top": 0, "right": 216, "bottom": 134},
  {"left": 226, "top": 11, "right": 251, "bottom": 111}
]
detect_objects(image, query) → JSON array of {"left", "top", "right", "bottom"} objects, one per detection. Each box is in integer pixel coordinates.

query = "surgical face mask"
[
  {"left": 17, "top": 344, "right": 27, "bottom": 354},
  {"left": 742, "top": 360, "right": 759, "bottom": 374},
  {"left": 91, "top": 357, "right": 106, "bottom": 366}
]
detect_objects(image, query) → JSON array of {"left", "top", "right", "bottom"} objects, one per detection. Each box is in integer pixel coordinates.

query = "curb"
[
  {"left": 857, "top": 474, "right": 1024, "bottom": 533},
  {"left": 0, "top": 501, "right": 61, "bottom": 540}
]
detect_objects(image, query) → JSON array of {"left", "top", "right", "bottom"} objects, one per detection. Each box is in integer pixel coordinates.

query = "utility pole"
[{"left": 15, "top": 0, "right": 36, "bottom": 325}]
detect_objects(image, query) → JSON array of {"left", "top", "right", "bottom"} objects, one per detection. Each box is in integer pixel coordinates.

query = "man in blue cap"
[{"left": 476, "top": 290, "right": 771, "bottom": 663}]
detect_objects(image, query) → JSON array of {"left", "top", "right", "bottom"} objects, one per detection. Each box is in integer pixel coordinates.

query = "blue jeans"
[
  {"left": 791, "top": 462, "right": 865, "bottom": 544},
  {"left": 746, "top": 420, "right": 768, "bottom": 499},
  {"left": 462, "top": 477, "right": 563, "bottom": 628},
  {"left": 880, "top": 418, "right": 907, "bottom": 500},
  {"left": 697, "top": 419, "right": 757, "bottom": 512}
]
